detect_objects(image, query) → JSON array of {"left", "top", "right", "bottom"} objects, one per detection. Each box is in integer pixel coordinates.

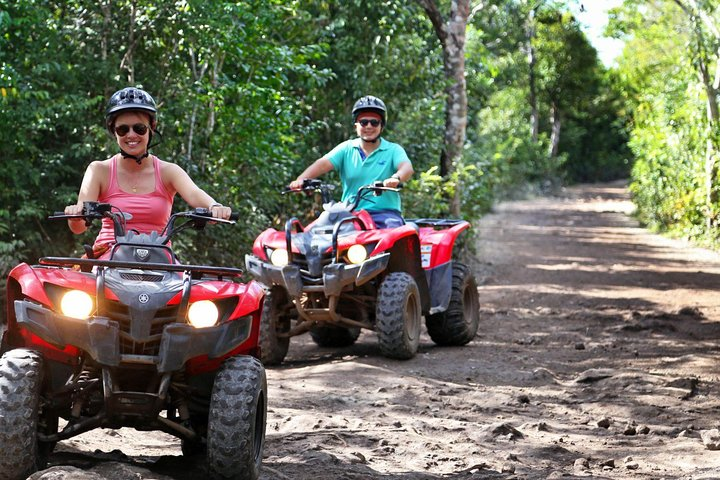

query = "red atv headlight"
[
  {"left": 346, "top": 244, "right": 368, "bottom": 264},
  {"left": 60, "top": 290, "right": 95, "bottom": 319},
  {"left": 269, "top": 248, "right": 289, "bottom": 267},
  {"left": 187, "top": 300, "right": 219, "bottom": 328}
]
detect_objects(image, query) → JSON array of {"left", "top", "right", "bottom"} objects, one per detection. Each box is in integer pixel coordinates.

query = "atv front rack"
[{"left": 39, "top": 257, "right": 243, "bottom": 279}]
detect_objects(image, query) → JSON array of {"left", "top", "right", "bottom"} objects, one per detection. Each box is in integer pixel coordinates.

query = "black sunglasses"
[
  {"left": 115, "top": 123, "right": 149, "bottom": 136},
  {"left": 358, "top": 119, "right": 381, "bottom": 127}
]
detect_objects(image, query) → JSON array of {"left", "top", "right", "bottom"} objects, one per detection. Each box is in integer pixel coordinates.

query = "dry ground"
[{"left": 33, "top": 181, "right": 720, "bottom": 480}]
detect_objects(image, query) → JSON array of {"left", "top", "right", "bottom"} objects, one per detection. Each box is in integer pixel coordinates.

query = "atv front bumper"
[
  {"left": 14, "top": 300, "right": 251, "bottom": 372},
  {"left": 245, "top": 253, "right": 390, "bottom": 297}
]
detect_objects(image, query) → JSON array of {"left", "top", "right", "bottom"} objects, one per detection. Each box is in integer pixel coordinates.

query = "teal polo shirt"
[{"left": 326, "top": 138, "right": 411, "bottom": 213}]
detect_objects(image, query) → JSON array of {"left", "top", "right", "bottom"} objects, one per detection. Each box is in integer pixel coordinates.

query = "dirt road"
[{"left": 34, "top": 182, "right": 720, "bottom": 479}]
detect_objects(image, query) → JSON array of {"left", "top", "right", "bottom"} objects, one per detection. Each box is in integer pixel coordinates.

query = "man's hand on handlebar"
[
  {"left": 289, "top": 178, "right": 305, "bottom": 190},
  {"left": 382, "top": 176, "right": 401, "bottom": 188}
]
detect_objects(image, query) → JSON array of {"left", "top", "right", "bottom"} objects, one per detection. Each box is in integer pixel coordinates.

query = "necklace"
[{"left": 125, "top": 169, "right": 143, "bottom": 193}]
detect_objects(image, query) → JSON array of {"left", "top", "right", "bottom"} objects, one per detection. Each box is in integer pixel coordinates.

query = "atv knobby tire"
[
  {"left": 0, "top": 349, "right": 44, "bottom": 480},
  {"left": 259, "top": 287, "right": 291, "bottom": 366},
  {"left": 207, "top": 356, "right": 267, "bottom": 480},
  {"left": 425, "top": 262, "right": 480, "bottom": 345},
  {"left": 376, "top": 272, "right": 421, "bottom": 359},
  {"left": 310, "top": 326, "right": 361, "bottom": 347}
]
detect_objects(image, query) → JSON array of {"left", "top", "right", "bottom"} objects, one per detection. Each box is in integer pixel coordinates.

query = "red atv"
[
  {"left": 0, "top": 202, "right": 267, "bottom": 480},
  {"left": 245, "top": 180, "right": 480, "bottom": 365}
]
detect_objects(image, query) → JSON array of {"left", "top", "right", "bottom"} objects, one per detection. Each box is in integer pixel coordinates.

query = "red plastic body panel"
[
  {"left": 6, "top": 264, "right": 92, "bottom": 364},
  {"left": 417, "top": 221, "right": 470, "bottom": 268}
]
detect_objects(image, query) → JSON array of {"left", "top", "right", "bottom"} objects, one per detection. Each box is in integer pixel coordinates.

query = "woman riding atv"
[{"left": 64, "top": 86, "right": 231, "bottom": 259}]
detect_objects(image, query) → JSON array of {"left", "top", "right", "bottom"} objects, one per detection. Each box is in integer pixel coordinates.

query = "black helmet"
[
  {"left": 105, "top": 87, "right": 157, "bottom": 134},
  {"left": 352, "top": 95, "right": 386, "bottom": 125}
]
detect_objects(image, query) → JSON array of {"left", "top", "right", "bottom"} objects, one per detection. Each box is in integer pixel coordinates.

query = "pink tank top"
[{"left": 95, "top": 155, "right": 174, "bottom": 246}]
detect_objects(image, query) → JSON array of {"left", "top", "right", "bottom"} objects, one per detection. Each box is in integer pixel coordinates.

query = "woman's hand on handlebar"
[
  {"left": 65, "top": 204, "right": 84, "bottom": 216},
  {"left": 209, "top": 204, "right": 232, "bottom": 220},
  {"left": 64, "top": 203, "right": 87, "bottom": 234}
]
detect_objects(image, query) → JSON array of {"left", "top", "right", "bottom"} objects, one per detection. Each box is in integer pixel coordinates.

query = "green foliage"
[
  {"left": 613, "top": 0, "right": 720, "bottom": 243},
  {"left": 0, "top": 0, "right": 632, "bottom": 310}
]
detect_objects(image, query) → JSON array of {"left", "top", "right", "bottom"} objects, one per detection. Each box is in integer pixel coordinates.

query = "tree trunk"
[
  {"left": 417, "top": 0, "right": 470, "bottom": 217},
  {"left": 548, "top": 100, "right": 561, "bottom": 159},
  {"left": 526, "top": 8, "right": 539, "bottom": 142},
  {"left": 121, "top": 2, "right": 137, "bottom": 84}
]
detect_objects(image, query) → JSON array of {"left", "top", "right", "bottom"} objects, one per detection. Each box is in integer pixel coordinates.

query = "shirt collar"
[{"left": 353, "top": 137, "right": 385, "bottom": 150}]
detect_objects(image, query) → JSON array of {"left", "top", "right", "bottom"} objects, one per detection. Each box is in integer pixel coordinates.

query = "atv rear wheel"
[
  {"left": 375, "top": 272, "right": 421, "bottom": 359},
  {"left": 425, "top": 262, "right": 480, "bottom": 345},
  {"left": 0, "top": 349, "right": 45, "bottom": 480},
  {"left": 259, "top": 287, "right": 292, "bottom": 366},
  {"left": 207, "top": 356, "right": 267, "bottom": 480},
  {"left": 310, "top": 326, "right": 361, "bottom": 347}
]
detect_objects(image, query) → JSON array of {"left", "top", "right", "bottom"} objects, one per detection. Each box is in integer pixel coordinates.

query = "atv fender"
[
  {"left": 384, "top": 235, "right": 431, "bottom": 314},
  {"left": 417, "top": 221, "right": 470, "bottom": 267},
  {"left": 7, "top": 263, "right": 96, "bottom": 319},
  {"left": 251, "top": 228, "right": 281, "bottom": 259}
]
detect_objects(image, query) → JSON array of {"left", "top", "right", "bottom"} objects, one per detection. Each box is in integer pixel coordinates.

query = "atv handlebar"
[
  {"left": 281, "top": 180, "right": 401, "bottom": 212},
  {"left": 49, "top": 201, "right": 239, "bottom": 244},
  {"left": 283, "top": 179, "right": 336, "bottom": 204},
  {"left": 348, "top": 182, "right": 401, "bottom": 212}
]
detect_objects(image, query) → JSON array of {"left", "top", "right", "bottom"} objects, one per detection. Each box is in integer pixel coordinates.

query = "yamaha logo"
[
  {"left": 138, "top": 293, "right": 150, "bottom": 304},
  {"left": 135, "top": 248, "right": 150, "bottom": 261}
]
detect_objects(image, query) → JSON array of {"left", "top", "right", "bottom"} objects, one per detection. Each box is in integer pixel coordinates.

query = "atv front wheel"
[
  {"left": 425, "top": 262, "right": 480, "bottom": 345},
  {"left": 0, "top": 349, "right": 45, "bottom": 480},
  {"left": 207, "top": 356, "right": 267, "bottom": 480},
  {"left": 259, "top": 287, "right": 292, "bottom": 366},
  {"left": 310, "top": 326, "right": 361, "bottom": 347},
  {"left": 376, "top": 272, "right": 421, "bottom": 359}
]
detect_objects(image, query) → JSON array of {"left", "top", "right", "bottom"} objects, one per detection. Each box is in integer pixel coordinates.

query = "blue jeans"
[{"left": 370, "top": 209, "right": 404, "bottom": 229}]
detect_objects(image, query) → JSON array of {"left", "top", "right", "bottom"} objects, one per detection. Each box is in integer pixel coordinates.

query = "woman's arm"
[
  {"left": 165, "top": 162, "right": 231, "bottom": 219},
  {"left": 65, "top": 161, "right": 105, "bottom": 234}
]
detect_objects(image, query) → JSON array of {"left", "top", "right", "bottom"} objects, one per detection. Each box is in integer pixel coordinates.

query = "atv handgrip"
[{"left": 187, "top": 208, "right": 239, "bottom": 223}]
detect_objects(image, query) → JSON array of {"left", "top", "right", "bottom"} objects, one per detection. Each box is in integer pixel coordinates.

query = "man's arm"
[{"left": 289, "top": 157, "right": 334, "bottom": 190}]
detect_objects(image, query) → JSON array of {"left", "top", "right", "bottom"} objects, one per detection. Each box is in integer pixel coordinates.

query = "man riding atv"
[
  {"left": 289, "top": 95, "right": 414, "bottom": 229},
  {"left": 246, "top": 179, "right": 480, "bottom": 365}
]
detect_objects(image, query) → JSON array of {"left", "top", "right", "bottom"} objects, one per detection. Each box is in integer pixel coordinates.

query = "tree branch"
[{"left": 416, "top": 0, "right": 448, "bottom": 46}]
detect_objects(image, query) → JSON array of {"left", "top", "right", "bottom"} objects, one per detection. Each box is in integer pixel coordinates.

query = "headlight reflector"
[
  {"left": 270, "top": 248, "right": 289, "bottom": 267},
  {"left": 60, "top": 290, "right": 94, "bottom": 319},
  {"left": 346, "top": 244, "right": 368, "bottom": 264},
  {"left": 187, "top": 300, "right": 219, "bottom": 328}
]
